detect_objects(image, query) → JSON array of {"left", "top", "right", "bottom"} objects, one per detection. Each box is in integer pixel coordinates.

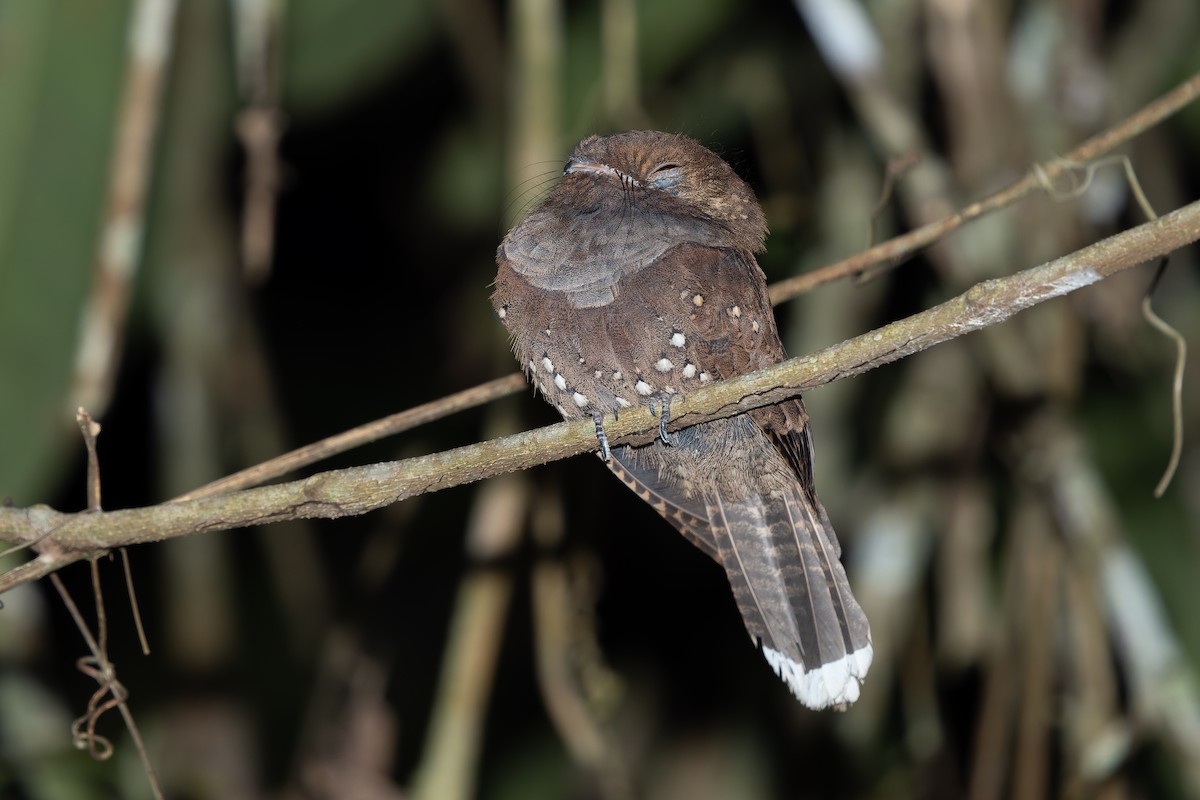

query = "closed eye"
[{"left": 647, "top": 162, "right": 684, "bottom": 193}]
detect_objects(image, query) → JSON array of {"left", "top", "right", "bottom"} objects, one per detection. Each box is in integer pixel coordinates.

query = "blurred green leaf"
[
  {"left": 0, "top": 0, "right": 129, "bottom": 504},
  {"left": 285, "top": 0, "right": 438, "bottom": 114},
  {"left": 637, "top": 0, "right": 737, "bottom": 81}
]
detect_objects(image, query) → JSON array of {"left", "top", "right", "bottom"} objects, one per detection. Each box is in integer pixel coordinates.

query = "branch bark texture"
[{"left": 1, "top": 197, "right": 1198, "bottom": 589}]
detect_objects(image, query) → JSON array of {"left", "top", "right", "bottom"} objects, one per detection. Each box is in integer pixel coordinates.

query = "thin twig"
[
  {"left": 1034, "top": 155, "right": 1157, "bottom": 223},
  {"left": 77, "top": 407, "right": 152, "bottom": 654},
  {"left": 56, "top": 582, "right": 164, "bottom": 799},
  {"left": 120, "top": 547, "right": 151, "bottom": 655},
  {"left": 1, "top": 198, "right": 1196, "bottom": 586},
  {"left": 768, "top": 71, "right": 1200, "bottom": 304},
  {"left": 61, "top": 408, "right": 164, "bottom": 798},
  {"left": 91, "top": 557, "right": 108, "bottom": 675},
  {"left": 172, "top": 372, "right": 528, "bottom": 502},
  {"left": 863, "top": 151, "right": 920, "bottom": 256},
  {"left": 74, "top": 407, "right": 112, "bottom": 692},
  {"left": 51, "top": 574, "right": 116, "bottom": 755},
  {"left": 51, "top": 571, "right": 164, "bottom": 797},
  {"left": 1034, "top": 155, "right": 1186, "bottom": 498},
  {"left": 76, "top": 409, "right": 103, "bottom": 510},
  {"left": 1141, "top": 260, "right": 1187, "bottom": 497},
  {"left": 0, "top": 551, "right": 89, "bottom": 591}
]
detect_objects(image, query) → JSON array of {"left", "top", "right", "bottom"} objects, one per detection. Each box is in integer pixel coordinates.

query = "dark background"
[{"left": 2, "top": 1, "right": 1199, "bottom": 798}]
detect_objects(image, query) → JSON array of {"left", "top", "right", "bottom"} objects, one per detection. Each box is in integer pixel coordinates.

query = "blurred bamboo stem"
[
  {"left": 410, "top": 473, "right": 529, "bottom": 800},
  {"left": 1061, "top": 556, "right": 1126, "bottom": 799},
  {"left": 1013, "top": 501, "right": 1057, "bottom": 800},
  {"left": 232, "top": 0, "right": 286, "bottom": 281},
  {"left": 411, "top": 2, "right": 566, "bottom": 796},
  {"left": 1048, "top": 426, "right": 1200, "bottom": 795},
  {"left": 411, "top": 570, "right": 511, "bottom": 800},
  {"left": 69, "top": 0, "right": 178, "bottom": 415},
  {"left": 530, "top": 491, "right": 632, "bottom": 799},
  {"left": 602, "top": 0, "right": 641, "bottom": 123},
  {"left": 968, "top": 490, "right": 1027, "bottom": 800},
  {"left": 508, "top": 0, "right": 562, "bottom": 199},
  {"left": 2, "top": 196, "right": 1197, "bottom": 589}
]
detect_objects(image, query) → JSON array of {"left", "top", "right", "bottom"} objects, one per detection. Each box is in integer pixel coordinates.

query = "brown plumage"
[{"left": 492, "top": 131, "right": 872, "bottom": 709}]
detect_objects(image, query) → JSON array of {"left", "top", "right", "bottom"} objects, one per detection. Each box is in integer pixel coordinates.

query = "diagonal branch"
[
  {"left": 1, "top": 196, "right": 1196, "bottom": 592},
  {"left": 767, "top": 70, "right": 1200, "bottom": 302},
  {"left": 172, "top": 373, "right": 528, "bottom": 502},
  {"left": 168, "top": 71, "right": 1200, "bottom": 500}
]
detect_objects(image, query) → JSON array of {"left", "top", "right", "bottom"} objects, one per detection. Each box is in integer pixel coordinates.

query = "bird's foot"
[
  {"left": 592, "top": 409, "right": 611, "bottom": 462},
  {"left": 648, "top": 394, "right": 674, "bottom": 446}
]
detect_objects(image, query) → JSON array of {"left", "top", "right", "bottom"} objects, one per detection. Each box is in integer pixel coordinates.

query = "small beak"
[
  {"left": 563, "top": 158, "right": 604, "bottom": 176},
  {"left": 562, "top": 159, "right": 636, "bottom": 184}
]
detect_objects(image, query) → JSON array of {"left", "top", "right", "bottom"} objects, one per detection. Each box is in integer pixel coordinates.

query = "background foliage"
[{"left": 1, "top": 0, "right": 1199, "bottom": 798}]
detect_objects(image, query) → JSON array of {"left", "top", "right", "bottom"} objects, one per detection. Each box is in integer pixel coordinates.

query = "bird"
[{"left": 491, "top": 130, "right": 872, "bottom": 709}]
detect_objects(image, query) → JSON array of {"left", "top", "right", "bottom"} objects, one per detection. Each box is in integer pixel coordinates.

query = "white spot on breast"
[
  {"left": 751, "top": 319, "right": 760, "bottom": 333},
  {"left": 554, "top": 373, "right": 568, "bottom": 391},
  {"left": 528, "top": 360, "right": 537, "bottom": 373},
  {"left": 635, "top": 379, "right": 653, "bottom": 396},
  {"left": 682, "top": 363, "right": 697, "bottom": 379},
  {"left": 594, "top": 369, "right": 602, "bottom": 379},
  {"left": 693, "top": 294, "right": 704, "bottom": 307},
  {"left": 655, "top": 358, "right": 674, "bottom": 373},
  {"left": 572, "top": 392, "right": 589, "bottom": 407},
  {"left": 699, "top": 372, "right": 711, "bottom": 383},
  {"left": 497, "top": 305, "right": 507, "bottom": 319},
  {"left": 616, "top": 397, "right": 632, "bottom": 409},
  {"left": 679, "top": 289, "right": 690, "bottom": 301},
  {"left": 543, "top": 328, "right": 552, "bottom": 336},
  {"left": 542, "top": 356, "right": 554, "bottom": 374},
  {"left": 670, "top": 332, "right": 686, "bottom": 348},
  {"left": 612, "top": 370, "right": 622, "bottom": 381},
  {"left": 537, "top": 381, "right": 546, "bottom": 393},
  {"left": 578, "top": 356, "right": 586, "bottom": 364},
  {"left": 728, "top": 305, "right": 742, "bottom": 318}
]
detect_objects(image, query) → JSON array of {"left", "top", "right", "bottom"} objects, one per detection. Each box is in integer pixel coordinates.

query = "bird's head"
[{"left": 562, "top": 131, "right": 768, "bottom": 253}]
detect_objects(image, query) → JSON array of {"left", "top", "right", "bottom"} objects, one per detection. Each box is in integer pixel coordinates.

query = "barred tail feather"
[{"left": 713, "top": 485, "right": 872, "bottom": 710}]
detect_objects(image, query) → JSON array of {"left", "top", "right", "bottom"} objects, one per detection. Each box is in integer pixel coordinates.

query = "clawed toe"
[
  {"left": 592, "top": 410, "right": 611, "bottom": 462},
  {"left": 648, "top": 395, "right": 674, "bottom": 446}
]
